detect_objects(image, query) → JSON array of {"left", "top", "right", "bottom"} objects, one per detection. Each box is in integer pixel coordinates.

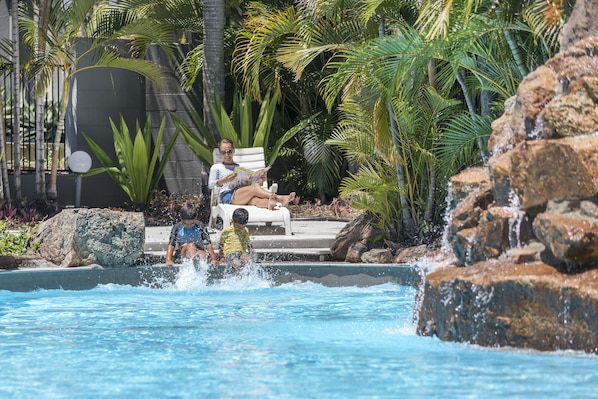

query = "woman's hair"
[
  {"left": 218, "top": 138, "right": 235, "bottom": 149},
  {"left": 179, "top": 203, "right": 198, "bottom": 220},
  {"left": 232, "top": 208, "right": 249, "bottom": 225}
]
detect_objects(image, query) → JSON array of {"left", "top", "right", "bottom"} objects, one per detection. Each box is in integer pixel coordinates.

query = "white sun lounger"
[{"left": 209, "top": 147, "right": 292, "bottom": 235}]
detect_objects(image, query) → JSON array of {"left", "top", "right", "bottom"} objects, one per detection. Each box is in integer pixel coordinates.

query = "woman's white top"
[{"left": 208, "top": 163, "right": 237, "bottom": 194}]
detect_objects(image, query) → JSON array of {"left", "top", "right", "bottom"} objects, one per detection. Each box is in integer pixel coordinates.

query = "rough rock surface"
[
  {"left": 489, "top": 137, "right": 598, "bottom": 210},
  {"left": 31, "top": 208, "right": 145, "bottom": 268},
  {"left": 330, "top": 211, "right": 383, "bottom": 261},
  {"left": 417, "top": 261, "right": 598, "bottom": 353},
  {"left": 533, "top": 200, "right": 598, "bottom": 273},
  {"left": 360, "top": 248, "right": 393, "bottom": 263},
  {"left": 418, "top": 2, "right": 598, "bottom": 353},
  {"left": 445, "top": 36, "right": 598, "bottom": 272}
]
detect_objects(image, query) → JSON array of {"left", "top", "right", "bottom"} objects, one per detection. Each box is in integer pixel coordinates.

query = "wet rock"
[
  {"left": 533, "top": 203, "right": 598, "bottom": 273},
  {"left": 454, "top": 206, "right": 531, "bottom": 266},
  {"left": 31, "top": 208, "right": 144, "bottom": 268},
  {"left": 503, "top": 241, "right": 545, "bottom": 264},
  {"left": 417, "top": 261, "right": 598, "bottom": 353},
  {"left": 394, "top": 244, "right": 429, "bottom": 264},
  {"left": 448, "top": 167, "right": 491, "bottom": 210},
  {"left": 418, "top": 0, "right": 598, "bottom": 352},
  {"left": 487, "top": 96, "right": 519, "bottom": 155},
  {"left": 513, "top": 65, "right": 559, "bottom": 139},
  {"left": 489, "top": 137, "right": 598, "bottom": 210}
]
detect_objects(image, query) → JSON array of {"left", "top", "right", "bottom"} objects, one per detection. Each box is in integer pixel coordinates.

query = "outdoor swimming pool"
[{"left": 1, "top": 263, "right": 597, "bottom": 398}]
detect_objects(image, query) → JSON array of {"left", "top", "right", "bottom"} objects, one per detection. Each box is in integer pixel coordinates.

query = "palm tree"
[
  {"left": 232, "top": 0, "right": 380, "bottom": 200},
  {"left": 19, "top": 0, "right": 168, "bottom": 201},
  {"left": 320, "top": 0, "right": 569, "bottom": 239},
  {"left": 202, "top": 0, "right": 226, "bottom": 138}
]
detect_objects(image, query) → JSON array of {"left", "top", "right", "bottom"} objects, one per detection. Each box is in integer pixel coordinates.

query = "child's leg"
[{"left": 181, "top": 243, "right": 205, "bottom": 260}]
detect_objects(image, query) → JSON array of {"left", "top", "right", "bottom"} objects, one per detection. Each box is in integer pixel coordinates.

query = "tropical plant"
[
  {"left": 319, "top": 0, "right": 571, "bottom": 242},
  {"left": 231, "top": 0, "right": 375, "bottom": 200},
  {"left": 0, "top": 221, "right": 35, "bottom": 256},
  {"left": 174, "top": 90, "right": 317, "bottom": 167},
  {"left": 82, "top": 115, "right": 179, "bottom": 208}
]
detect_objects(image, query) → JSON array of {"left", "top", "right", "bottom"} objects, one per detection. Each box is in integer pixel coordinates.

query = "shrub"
[{"left": 0, "top": 221, "right": 36, "bottom": 256}]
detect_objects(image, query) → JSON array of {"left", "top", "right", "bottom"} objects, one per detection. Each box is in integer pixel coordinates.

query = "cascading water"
[{"left": 507, "top": 187, "right": 525, "bottom": 249}]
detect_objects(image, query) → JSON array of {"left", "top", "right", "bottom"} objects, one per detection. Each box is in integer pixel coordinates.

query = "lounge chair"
[{"left": 209, "top": 147, "right": 292, "bottom": 235}]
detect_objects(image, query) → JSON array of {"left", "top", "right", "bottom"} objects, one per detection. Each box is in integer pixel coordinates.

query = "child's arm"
[
  {"left": 217, "top": 242, "right": 225, "bottom": 264},
  {"left": 165, "top": 244, "right": 175, "bottom": 266}
]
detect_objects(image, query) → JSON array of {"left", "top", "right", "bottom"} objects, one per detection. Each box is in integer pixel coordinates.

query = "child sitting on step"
[
  {"left": 165, "top": 204, "right": 216, "bottom": 266},
  {"left": 218, "top": 208, "right": 254, "bottom": 270}
]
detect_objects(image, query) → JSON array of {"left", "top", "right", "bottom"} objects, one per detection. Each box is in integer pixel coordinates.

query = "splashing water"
[
  {"left": 171, "top": 259, "right": 275, "bottom": 291},
  {"left": 441, "top": 181, "right": 455, "bottom": 252}
]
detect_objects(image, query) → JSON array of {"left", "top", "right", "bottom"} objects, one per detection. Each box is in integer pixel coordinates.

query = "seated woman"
[{"left": 208, "top": 139, "right": 298, "bottom": 210}]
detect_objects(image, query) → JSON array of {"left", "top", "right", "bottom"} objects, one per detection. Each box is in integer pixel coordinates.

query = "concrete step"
[
  {"left": 141, "top": 247, "right": 332, "bottom": 264},
  {"left": 143, "top": 238, "right": 335, "bottom": 252}
]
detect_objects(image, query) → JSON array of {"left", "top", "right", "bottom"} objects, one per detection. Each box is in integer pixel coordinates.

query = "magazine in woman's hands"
[{"left": 229, "top": 166, "right": 271, "bottom": 189}]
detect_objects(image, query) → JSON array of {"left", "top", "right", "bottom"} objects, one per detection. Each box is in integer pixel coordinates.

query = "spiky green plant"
[{"left": 82, "top": 115, "right": 179, "bottom": 207}]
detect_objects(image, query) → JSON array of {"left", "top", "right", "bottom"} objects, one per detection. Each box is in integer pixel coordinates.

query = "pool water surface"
[{"left": 1, "top": 263, "right": 597, "bottom": 398}]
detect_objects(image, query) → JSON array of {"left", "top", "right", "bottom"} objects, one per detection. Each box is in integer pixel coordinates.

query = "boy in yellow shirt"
[{"left": 218, "top": 208, "right": 253, "bottom": 270}]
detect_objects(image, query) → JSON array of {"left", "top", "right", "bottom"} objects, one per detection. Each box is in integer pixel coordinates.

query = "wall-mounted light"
[{"left": 67, "top": 151, "right": 92, "bottom": 207}]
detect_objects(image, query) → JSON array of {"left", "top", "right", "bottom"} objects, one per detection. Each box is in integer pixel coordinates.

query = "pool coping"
[{"left": 0, "top": 263, "right": 421, "bottom": 292}]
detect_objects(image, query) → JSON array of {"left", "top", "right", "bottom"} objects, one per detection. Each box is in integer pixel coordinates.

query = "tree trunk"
[
  {"left": 388, "top": 102, "right": 415, "bottom": 235},
  {"left": 456, "top": 70, "right": 488, "bottom": 164},
  {"left": 11, "top": 0, "right": 21, "bottom": 202},
  {"left": 0, "top": 96, "right": 8, "bottom": 200},
  {"left": 202, "top": 0, "right": 226, "bottom": 141},
  {"left": 34, "top": 1, "right": 47, "bottom": 201},
  {"left": 46, "top": 73, "right": 69, "bottom": 201},
  {"left": 35, "top": 94, "right": 46, "bottom": 200}
]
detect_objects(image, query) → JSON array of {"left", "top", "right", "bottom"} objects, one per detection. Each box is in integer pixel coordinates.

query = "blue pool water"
[{"left": 1, "top": 264, "right": 597, "bottom": 398}]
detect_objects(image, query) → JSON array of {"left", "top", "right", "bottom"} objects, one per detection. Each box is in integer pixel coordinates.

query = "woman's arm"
[{"left": 208, "top": 163, "right": 235, "bottom": 189}]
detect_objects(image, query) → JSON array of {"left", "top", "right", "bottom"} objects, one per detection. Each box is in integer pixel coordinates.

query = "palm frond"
[{"left": 436, "top": 112, "right": 491, "bottom": 174}]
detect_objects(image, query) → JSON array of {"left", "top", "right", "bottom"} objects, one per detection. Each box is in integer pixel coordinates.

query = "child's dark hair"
[
  {"left": 179, "top": 203, "right": 198, "bottom": 220},
  {"left": 232, "top": 208, "right": 249, "bottom": 225}
]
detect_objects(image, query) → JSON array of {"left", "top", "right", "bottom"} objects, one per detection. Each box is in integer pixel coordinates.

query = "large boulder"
[
  {"left": 32, "top": 208, "right": 145, "bottom": 268},
  {"left": 417, "top": 261, "right": 598, "bottom": 353},
  {"left": 533, "top": 200, "right": 598, "bottom": 273},
  {"left": 330, "top": 211, "right": 383, "bottom": 262},
  {"left": 489, "top": 137, "right": 598, "bottom": 210}
]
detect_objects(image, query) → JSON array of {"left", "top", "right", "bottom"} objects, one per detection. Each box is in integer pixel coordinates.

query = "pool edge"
[{"left": 0, "top": 263, "right": 421, "bottom": 291}]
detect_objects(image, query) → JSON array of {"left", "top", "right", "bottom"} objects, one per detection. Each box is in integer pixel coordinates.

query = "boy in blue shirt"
[{"left": 165, "top": 204, "right": 216, "bottom": 266}]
